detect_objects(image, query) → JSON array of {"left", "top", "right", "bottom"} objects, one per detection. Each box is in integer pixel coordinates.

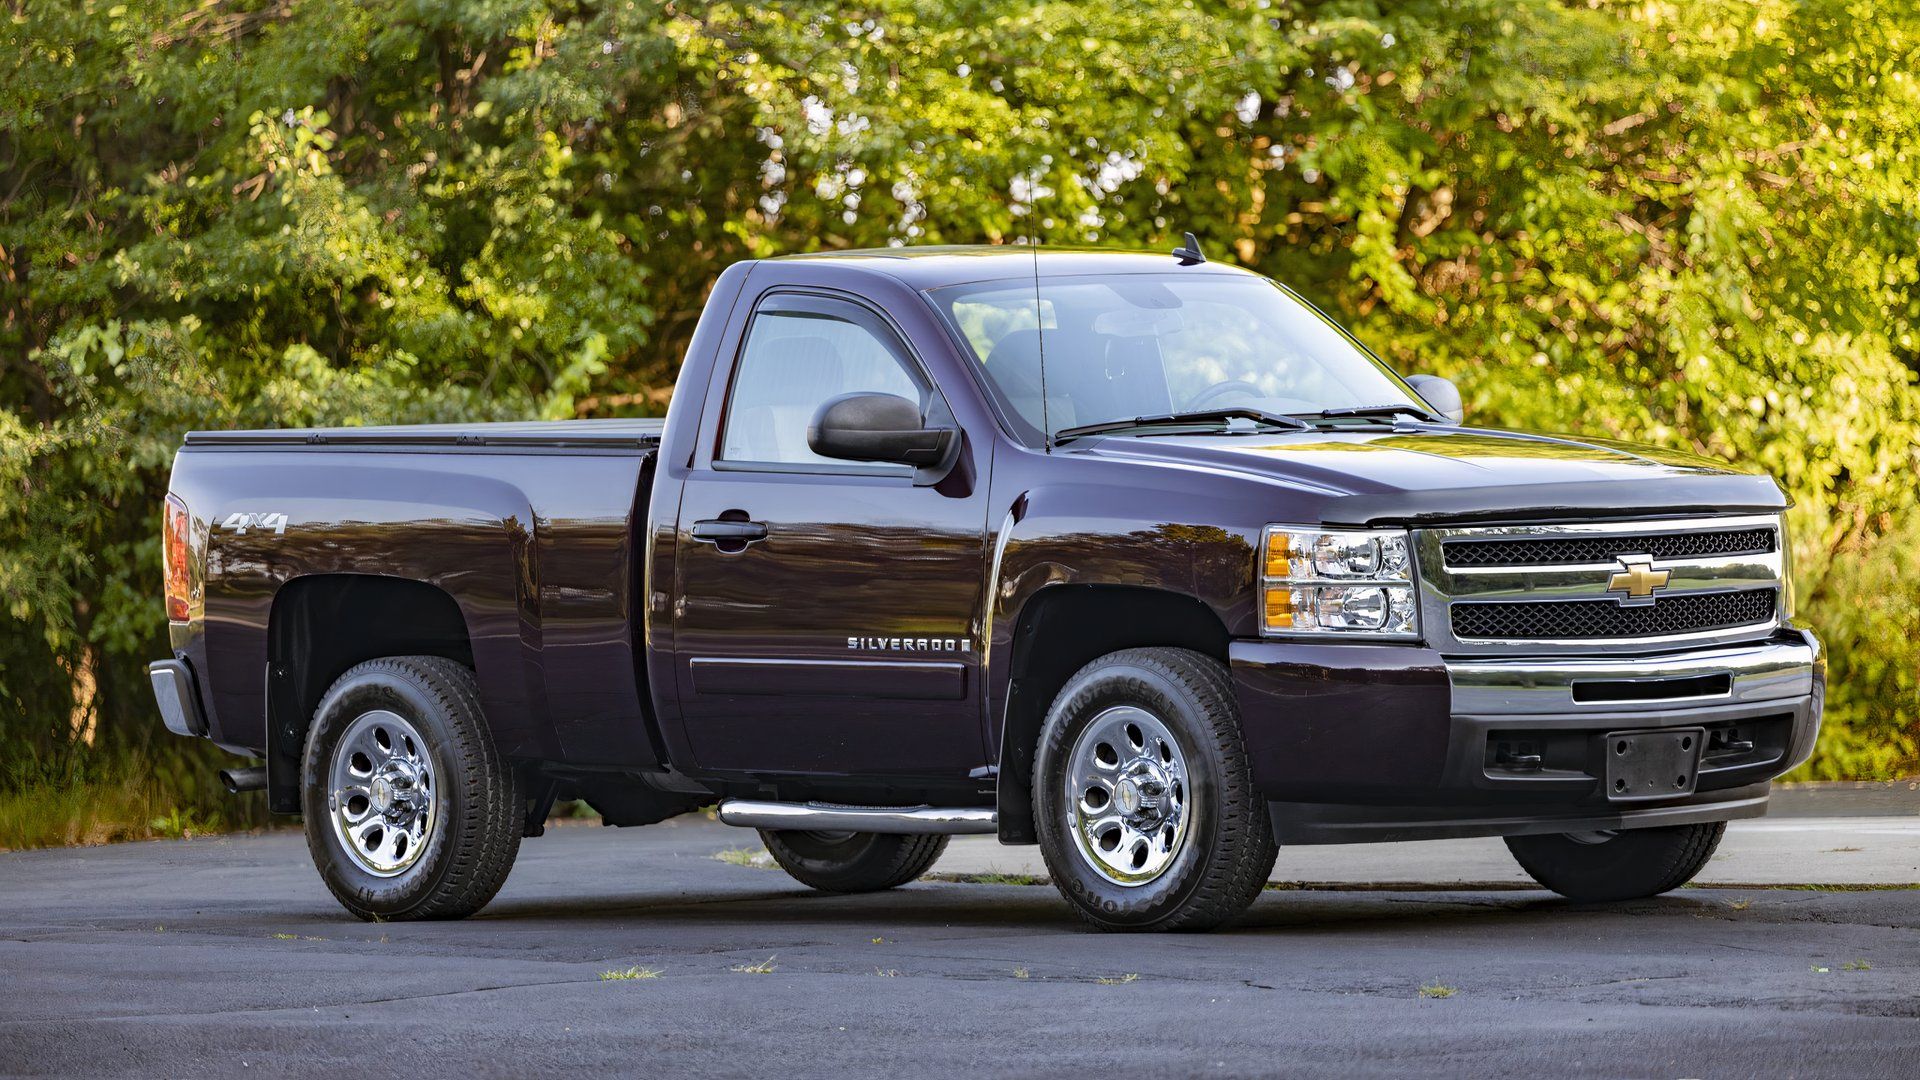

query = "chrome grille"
[
  {"left": 1451, "top": 588, "right": 1779, "bottom": 641},
  {"left": 1413, "top": 514, "right": 1785, "bottom": 656},
  {"left": 1443, "top": 527, "right": 1775, "bottom": 568}
]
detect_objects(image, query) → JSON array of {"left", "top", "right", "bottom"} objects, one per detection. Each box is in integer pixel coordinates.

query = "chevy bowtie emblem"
[{"left": 1607, "top": 554, "right": 1671, "bottom": 605}]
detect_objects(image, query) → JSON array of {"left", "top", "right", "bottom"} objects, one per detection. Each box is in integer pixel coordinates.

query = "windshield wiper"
[
  {"left": 1310, "top": 403, "right": 1443, "bottom": 423},
  {"left": 1052, "top": 407, "right": 1311, "bottom": 445}
]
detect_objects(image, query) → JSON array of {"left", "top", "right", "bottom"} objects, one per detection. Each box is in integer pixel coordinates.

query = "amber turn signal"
[
  {"left": 1263, "top": 587, "right": 1295, "bottom": 630},
  {"left": 1263, "top": 533, "right": 1294, "bottom": 579}
]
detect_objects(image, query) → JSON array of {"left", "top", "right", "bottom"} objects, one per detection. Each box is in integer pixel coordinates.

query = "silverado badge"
[{"left": 848, "top": 636, "right": 972, "bottom": 653}]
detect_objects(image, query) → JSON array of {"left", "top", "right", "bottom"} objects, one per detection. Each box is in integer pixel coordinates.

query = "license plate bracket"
[{"left": 1603, "top": 727, "right": 1705, "bottom": 802}]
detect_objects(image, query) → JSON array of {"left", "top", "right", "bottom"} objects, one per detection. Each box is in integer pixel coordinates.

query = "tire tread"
[
  {"left": 302, "top": 655, "right": 522, "bottom": 921},
  {"left": 759, "top": 830, "right": 949, "bottom": 893},
  {"left": 1505, "top": 821, "right": 1725, "bottom": 903},
  {"left": 1035, "top": 647, "right": 1277, "bottom": 932}
]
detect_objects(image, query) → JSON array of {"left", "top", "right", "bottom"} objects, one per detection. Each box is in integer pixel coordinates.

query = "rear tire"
[
  {"left": 759, "top": 830, "right": 949, "bottom": 893},
  {"left": 1033, "top": 647, "right": 1277, "bottom": 931},
  {"left": 301, "top": 656, "right": 523, "bottom": 921},
  {"left": 1505, "top": 822, "right": 1725, "bottom": 902}
]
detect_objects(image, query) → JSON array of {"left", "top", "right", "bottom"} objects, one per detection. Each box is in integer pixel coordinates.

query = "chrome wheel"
[
  {"left": 328, "top": 710, "right": 437, "bottom": 877},
  {"left": 1064, "top": 705, "right": 1191, "bottom": 887}
]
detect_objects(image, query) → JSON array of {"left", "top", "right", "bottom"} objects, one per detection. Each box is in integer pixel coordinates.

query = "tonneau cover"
[{"left": 182, "top": 418, "right": 664, "bottom": 450}]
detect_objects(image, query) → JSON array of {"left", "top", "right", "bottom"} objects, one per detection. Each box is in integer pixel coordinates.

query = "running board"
[{"left": 716, "top": 800, "right": 996, "bottom": 835}]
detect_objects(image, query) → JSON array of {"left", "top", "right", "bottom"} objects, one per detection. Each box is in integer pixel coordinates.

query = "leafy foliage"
[{"left": 2, "top": 0, "right": 1916, "bottom": 831}]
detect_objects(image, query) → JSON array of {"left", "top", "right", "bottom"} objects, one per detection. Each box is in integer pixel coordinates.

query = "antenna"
[
  {"left": 1032, "top": 247, "right": 1052, "bottom": 450},
  {"left": 1172, "top": 231, "right": 1207, "bottom": 265}
]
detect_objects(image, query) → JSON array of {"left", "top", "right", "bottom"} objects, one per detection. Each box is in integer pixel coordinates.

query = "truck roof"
[{"left": 771, "top": 244, "right": 1256, "bottom": 290}]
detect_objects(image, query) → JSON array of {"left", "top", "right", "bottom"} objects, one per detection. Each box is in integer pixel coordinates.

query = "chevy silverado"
[{"left": 151, "top": 241, "right": 1821, "bottom": 930}]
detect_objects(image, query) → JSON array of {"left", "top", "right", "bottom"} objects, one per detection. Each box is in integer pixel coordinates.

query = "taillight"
[{"left": 164, "top": 493, "right": 193, "bottom": 622}]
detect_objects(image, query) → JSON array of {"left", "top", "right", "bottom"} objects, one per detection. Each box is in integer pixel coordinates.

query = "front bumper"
[{"left": 1230, "top": 628, "right": 1823, "bottom": 844}]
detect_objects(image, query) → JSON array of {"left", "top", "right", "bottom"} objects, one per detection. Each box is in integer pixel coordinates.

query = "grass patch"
[
  {"left": 1245, "top": 880, "right": 1920, "bottom": 894},
  {"left": 0, "top": 747, "right": 272, "bottom": 851},
  {"left": 1419, "top": 981, "right": 1458, "bottom": 999},
  {"left": 1842, "top": 959, "right": 1873, "bottom": 971},
  {"left": 975, "top": 872, "right": 1047, "bottom": 886},
  {"left": 1688, "top": 882, "right": 1920, "bottom": 892},
  {"left": 927, "top": 871, "right": 1048, "bottom": 886},
  {"left": 713, "top": 846, "right": 774, "bottom": 869},
  {"left": 1096, "top": 973, "right": 1140, "bottom": 986},
  {"left": 601, "top": 966, "right": 663, "bottom": 981},
  {"left": 1013, "top": 967, "right": 1030, "bottom": 979},
  {"left": 730, "top": 956, "right": 777, "bottom": 975},
  {"left": 873, "top": 967, "right": 903, "bottom": 977},
  {"left": 1263, "top": 880, "right": 1538, "bottom": 892},
  {"left": 271, "top": 933, "right": 298, "bottom": 940}
]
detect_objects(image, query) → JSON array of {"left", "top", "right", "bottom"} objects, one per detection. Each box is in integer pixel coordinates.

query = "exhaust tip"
[{"left": 219, "top": 766, "right": 267, "bottom": 794}]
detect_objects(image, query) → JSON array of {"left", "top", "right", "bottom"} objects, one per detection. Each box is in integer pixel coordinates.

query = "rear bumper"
[
  {"left": 1230, "top": 627, "right": 1823, "bottom": 844},
  {"left": 148, "top": 658, "right": 209, "bottom": 738}
]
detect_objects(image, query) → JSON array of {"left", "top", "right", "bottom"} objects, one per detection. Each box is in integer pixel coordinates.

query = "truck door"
[{"left": 672, "top": 290, "right": 991, "bottom": 781}]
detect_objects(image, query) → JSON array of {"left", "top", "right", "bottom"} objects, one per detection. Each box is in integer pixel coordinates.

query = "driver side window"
[{"left": 721, "top": 302, "right": 925, "bottom": 467}]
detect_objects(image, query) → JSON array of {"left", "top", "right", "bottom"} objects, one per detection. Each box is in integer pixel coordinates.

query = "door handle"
[{"left": 691, "top": 519, "right": 769, "bottom": 545}]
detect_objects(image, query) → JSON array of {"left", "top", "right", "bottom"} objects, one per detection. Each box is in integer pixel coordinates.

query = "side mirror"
[
  {"left": 1405, "top": 374, "right": 1464, "bottom": 424},
  {"left": 809, "top": 392, "right": 957, "bottom": 470}
]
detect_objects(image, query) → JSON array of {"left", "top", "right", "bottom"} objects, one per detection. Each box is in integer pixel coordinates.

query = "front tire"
[
  {"left": 1505, "top": 822, "right": 1725, "bottom": 902},
  {"left": 758, "top": 830, "right": 949, "bottom": 893},
  {"left": 301, "top": 656, "right": 524, "bottom": 921},
  {"left": 1033, "top": 647, "right": 1277, "bottom": 931}
]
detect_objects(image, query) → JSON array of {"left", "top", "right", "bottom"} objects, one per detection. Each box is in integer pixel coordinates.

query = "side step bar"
[{"left": 717, "top": 800, "right": 996, "bottom": 835}]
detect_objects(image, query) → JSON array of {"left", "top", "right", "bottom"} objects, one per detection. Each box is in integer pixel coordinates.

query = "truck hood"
[{"left": 1070, "top": 424, "right": 1786, "bottom": 526}]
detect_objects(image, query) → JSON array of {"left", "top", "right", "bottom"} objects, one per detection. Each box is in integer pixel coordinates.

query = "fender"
[
  {"left": 980, "top": 465, "right": 1272, "bottom": 841},
  {"left": 982, "top": 472, "right": 1268, "bottom": 749}
]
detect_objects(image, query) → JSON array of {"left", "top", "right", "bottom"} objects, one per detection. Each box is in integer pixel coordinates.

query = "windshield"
[{"left": 930, "top": 273, "right": 1425, "bottom": 443}]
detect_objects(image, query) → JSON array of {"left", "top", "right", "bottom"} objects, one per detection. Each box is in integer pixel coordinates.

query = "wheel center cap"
[
  {"left": 369, "top": 759, "right": 421, "bottom": 817},
  {"left": 1116, "top": 762, "right": 1169, "bottom": 825}
]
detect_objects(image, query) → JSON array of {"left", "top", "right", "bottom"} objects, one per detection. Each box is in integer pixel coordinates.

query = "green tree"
[{"left": 3, "top": 0, "right": 1915, "bottom": 846}]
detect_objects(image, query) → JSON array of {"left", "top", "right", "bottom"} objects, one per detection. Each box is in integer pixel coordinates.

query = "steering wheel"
[{"left": 1187, "top": 379, "right": 1264, "bottom": 410}]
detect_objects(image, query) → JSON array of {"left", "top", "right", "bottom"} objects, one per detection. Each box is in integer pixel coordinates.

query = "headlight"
[{"left": 1261, "top": 526, "right": 1418, "bottom": 639}]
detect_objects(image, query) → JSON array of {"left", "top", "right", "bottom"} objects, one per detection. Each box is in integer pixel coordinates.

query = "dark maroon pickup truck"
[{"left": 151, "top": 243, "right": 1822, "bottom": 930}]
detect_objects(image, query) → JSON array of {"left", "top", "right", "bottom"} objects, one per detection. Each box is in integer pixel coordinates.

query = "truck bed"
[{"left": 168, "top": 414, "right": 664, "bottom": 773}]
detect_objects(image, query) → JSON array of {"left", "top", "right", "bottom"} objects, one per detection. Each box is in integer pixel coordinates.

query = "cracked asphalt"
[{"left": 3, "top": 814, "right": 1918, "bottom": 1078}]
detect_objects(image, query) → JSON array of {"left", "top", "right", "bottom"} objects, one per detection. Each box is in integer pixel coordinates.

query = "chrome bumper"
[
  {"left": 1446, "top": 632, "right": 1818, "bottom": 717},
  {"left": 148, "top": 659, "right": 207, "bottom": 738},
  {"left": 1438, "top": 628, "right": 1823, "bottom": 799},
  {"left": 1235, "top": 629, "right": 1822, "bottom": 845}
]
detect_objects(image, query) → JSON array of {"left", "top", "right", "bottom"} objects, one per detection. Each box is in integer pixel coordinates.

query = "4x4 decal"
[{"left": 217, "top": 511, "right": 288, "bottom": 535}]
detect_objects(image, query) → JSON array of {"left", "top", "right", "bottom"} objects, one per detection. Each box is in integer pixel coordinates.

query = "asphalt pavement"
[
  {"left": 933, "top": 781, "right": 1920, "bottom": 887},
  {"left": 2, "top": 787, "right": 1917, "bottom": 1078}
]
